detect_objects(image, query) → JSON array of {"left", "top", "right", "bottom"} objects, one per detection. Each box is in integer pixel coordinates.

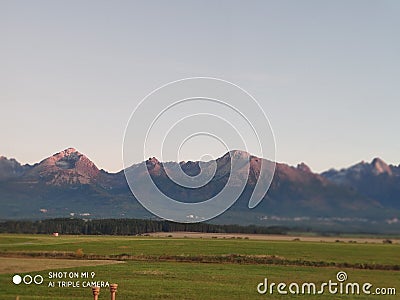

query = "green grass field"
[{"left": 0, "top": 234, "right": 399, "bottom": 299}]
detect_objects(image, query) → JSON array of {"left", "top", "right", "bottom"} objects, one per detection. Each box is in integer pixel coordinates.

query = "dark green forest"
[{"left": 0, "top": 218, "right": 288, "bottom": 235}]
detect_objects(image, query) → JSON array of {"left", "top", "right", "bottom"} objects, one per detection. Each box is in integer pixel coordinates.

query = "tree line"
[{"left": 0, "top": 218, "right": 288, "bottom": 235}]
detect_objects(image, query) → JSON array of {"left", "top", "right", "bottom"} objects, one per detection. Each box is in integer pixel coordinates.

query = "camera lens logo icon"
[
  {"left": 12, "top": 275, "right": 22, "bottom": 285},
  {"left": 123, "top": 77, "right": 276, "bottom": 223},
  {"left": 12, "top": 274, "right": 43, "bottom": 285}
]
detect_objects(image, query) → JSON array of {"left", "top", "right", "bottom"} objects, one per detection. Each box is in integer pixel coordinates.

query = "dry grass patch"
[
  {"left": 0, "top": 257, "right": 124, "bottom": 274},
  {"left": 148, "top": 232, "right": 400, "bottom": 243}
]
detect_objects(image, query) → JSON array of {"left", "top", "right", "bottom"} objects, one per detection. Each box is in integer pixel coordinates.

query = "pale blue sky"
[{"left": 1, "top": 1, "right": 399, "bottom": 172}]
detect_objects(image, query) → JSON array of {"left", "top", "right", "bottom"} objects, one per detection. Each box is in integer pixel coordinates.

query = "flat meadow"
[{"left": 0, "top": 234, "right": 399, "bottom": 299}]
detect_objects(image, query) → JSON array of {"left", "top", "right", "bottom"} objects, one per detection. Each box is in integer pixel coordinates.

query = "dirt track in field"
[
  {"left": 148, "top": 231, "right": 400, "bottom": 244},
  {"left": 0, "top": 257, "right": 124, "bottom": 274}
]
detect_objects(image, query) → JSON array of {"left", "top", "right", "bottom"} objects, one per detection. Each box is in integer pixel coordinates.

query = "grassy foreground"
[{"left": 0, "top": 234, "right": 399, "bottom": 299}]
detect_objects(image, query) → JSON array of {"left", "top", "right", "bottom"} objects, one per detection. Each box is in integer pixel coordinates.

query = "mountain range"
[{"left": 0, "top": 148, "right": 399, "bottom": 232}]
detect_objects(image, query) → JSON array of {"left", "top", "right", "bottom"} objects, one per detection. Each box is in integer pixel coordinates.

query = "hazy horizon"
[{"left": 1, "top": 146, "right": 398, "bottom": 174}]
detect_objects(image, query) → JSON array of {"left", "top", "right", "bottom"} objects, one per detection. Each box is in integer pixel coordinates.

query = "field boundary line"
[{"left": 1, "top": 252, "right": 399, "bottom": 271}]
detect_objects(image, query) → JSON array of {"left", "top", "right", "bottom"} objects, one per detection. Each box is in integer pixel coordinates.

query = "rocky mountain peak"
[
  {"left": 40, "top": 148, "right": 81, "bottom": 165},
  {"left": 1, "top": 156, "right": 13, "bottom": 162},
  {"left": 63, "top": 147, "right": 77, "bottom": 154},
  {"left": 147, "top": 157, "right": 159, "bottom": 163},
  {"left": 26, "top": 148, "right": 100, "bottom": 185},
  {"left": 145, "top": 157, "right": 162, "bottom": 175},
  {"left": 297, "top": 162, "right": 312, "bottom": 173},
  {"left": 371, "top": 157, "right": 392, "bottom": 176},
  {"left": 228, "top": 150, "right": 251, "bottom": 160},
  {"left": 0, "top": 156, "right": 29, "bottom": 180}
]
